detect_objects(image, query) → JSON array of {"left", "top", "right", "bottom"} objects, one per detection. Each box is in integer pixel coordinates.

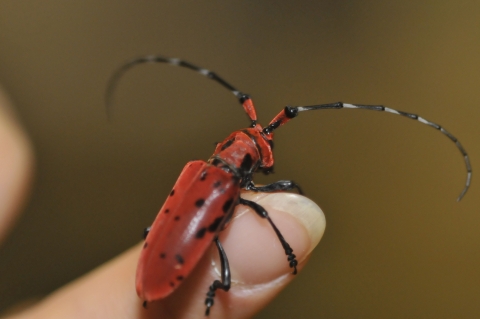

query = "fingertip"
[
  {"left": 202, "top": 192, "right": 325, "bottom": 317},
  {"left": 222, "top": 192, "right": 325, "bottom": 283},
  {"left": 257, "top": 192, "right": 326, "bottom": 256}
]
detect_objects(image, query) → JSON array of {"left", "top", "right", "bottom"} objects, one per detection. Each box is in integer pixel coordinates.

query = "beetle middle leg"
[
  {"left": 205, "top": 237, "right": 231, "bottom": 316},
  {"left": 238, "top": 198, "right": 298, "bottom": 274},
  {"left": 245, "top": 180, "right": 303, "bottom": 194}
]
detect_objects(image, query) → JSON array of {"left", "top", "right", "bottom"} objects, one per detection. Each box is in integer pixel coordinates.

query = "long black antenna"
[
  {"left": 106, "top": 55, "right": 251, "bottom": 119},
  {"left": 264, "top": 102, "right": 471, "bottom": 201}
]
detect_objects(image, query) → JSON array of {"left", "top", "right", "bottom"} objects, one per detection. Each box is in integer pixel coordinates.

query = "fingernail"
[
  {"left": 257, "top": 193, "right": 325, "bottom": 256},
  {"left": 216, "top": 192, "right": 325, "bottom": 286}
]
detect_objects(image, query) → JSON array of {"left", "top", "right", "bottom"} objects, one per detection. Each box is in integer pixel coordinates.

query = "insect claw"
[{"left": 205, "top": 298, "right": 213, "bottom": 316}]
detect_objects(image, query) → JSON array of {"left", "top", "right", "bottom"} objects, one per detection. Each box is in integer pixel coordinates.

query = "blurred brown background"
[{"left": 0, "top": 1, "right": 479, "bottom": 318}]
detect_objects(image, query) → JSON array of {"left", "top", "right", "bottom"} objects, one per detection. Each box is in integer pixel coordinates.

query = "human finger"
[{"left": 7, "top": 192, "right": 324, "bottom": 319}]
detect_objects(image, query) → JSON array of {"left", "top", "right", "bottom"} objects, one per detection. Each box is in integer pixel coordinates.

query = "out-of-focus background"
[{"left": 0, "top": 1, "right": 479, "bottom": 318}]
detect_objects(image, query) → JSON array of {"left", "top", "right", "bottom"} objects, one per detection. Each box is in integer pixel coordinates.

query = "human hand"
[{"left": 0, "top": 88, "right": 326, "bottom": 319}]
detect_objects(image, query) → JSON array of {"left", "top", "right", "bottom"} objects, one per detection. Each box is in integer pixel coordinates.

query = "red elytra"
[
  {"left": 107, "top": 55, "right": 471, "bottom": 316},
  {"left": 136, "top": 160, "right": 240, "bottom": 301}
]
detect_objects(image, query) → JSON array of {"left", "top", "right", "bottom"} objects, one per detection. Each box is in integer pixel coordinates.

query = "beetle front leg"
[
  {"left": 245, "top": 180, "right": 303, "bottom": 194},
  {"left": 205, "top": 237, "right": 231, "bottom": 316},
  {"left": 239, "top": 198, "right": 298, "bottom": 274}
]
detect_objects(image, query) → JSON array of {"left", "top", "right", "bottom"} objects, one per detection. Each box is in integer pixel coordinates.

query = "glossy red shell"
[{"left": 136, "top": 160, "right": 240, "bottom": 301}]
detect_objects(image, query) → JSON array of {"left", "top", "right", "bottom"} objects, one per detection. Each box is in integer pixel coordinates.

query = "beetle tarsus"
[{"left": 204, "top": 238, "right": 231, "bottom": 316}]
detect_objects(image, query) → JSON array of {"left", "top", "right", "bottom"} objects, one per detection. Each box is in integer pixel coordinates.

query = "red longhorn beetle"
[{"left": 107, "top": 55, "right": 471, "bottom": 316}]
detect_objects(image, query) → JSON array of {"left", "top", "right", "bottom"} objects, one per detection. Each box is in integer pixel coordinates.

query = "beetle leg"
[
  {"left": 238, "top": 198, "right": 298, "bottom": 275},
  {"left": 245, "top": 180, "right": 303, "bottom": 195},
  {"left": 143, "top": 226, "right": 151, "bottom": 240},
  {"left": 205, "top": 237, "right": 231, "bottom": 316}
]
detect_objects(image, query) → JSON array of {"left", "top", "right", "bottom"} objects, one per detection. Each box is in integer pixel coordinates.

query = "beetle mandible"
[{"left": 107, "top": 55, "right": 471, "bottom": 316}]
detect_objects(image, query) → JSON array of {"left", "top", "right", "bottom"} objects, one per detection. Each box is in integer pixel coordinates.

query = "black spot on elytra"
[
  {"left": 175, "top": 254, "right": 184, "bottom": 265},
  {"left": 195, "top": 199, "right": 205, "bottom": 207},
  {"left": 241, "top": 153, "right": 253, "bottom": 171},
  {"left": 170, "top": 189, "right": 175, "bottom": 196},
  {"left": 160, "top": 253, "right": 166, "bottom": 259},
  {"left": 165, "top": 209, "right": 170, "bottom": 214},
  {"left": 222, "top": 198, "right": 234, "bottom": 214},
  {"left": 174, "top": 216, "right": 180, "bottom": 221},
  {"left": 220, "top": 138, "right": 234, "bottom": 151},
  {"left": 196, "top": 227, "right": 207, "bottom": 239},
  {"left": 200, "top": 170, "right": 207, "bottom": 181},
  {"left": 176, "top": 275, "right": 184, "bottom": 281},
  {"left": 143, "top": 242, "right": 148, "bottom": 249},
  {"left": 208, "top": 217, "right": 224, "bottom": 232},
  {"left": 170, "top": 282, "right": 175, "bottom": 287},
  {"left": 213, "top": 181, "right": 221, "bottom": 188}
]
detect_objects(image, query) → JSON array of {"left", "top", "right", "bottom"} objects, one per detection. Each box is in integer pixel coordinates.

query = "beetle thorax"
[{"left": 208, "top": 127, "right": 274, "bottom": 184}]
